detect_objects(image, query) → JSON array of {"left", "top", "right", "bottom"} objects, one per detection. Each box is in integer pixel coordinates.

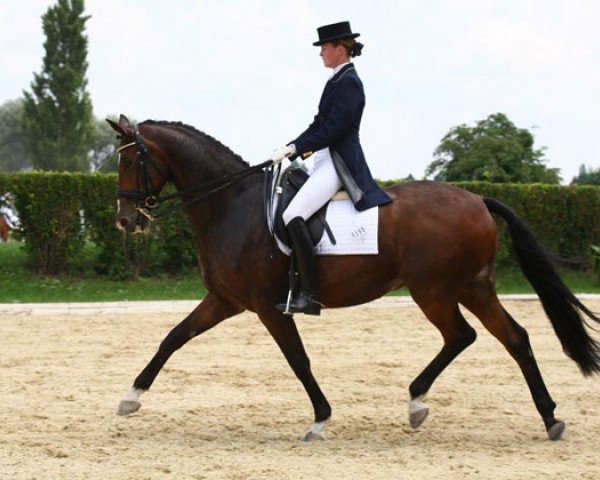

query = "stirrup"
[
  {"left": 276, "top": 291, "right": 321, "bottom": 316},
  {"left": 279, "top": 288, "right": 295, "bottom": 315}
]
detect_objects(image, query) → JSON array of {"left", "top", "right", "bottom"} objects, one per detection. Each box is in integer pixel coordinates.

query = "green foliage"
[
  {"left": 457, "top": 182, "right": 600, "bottom": 269},
  {"left": 376, "top": 175, "right": 415, "bottom": 188},
  {"left": 573, "top": 165, "right": 600, "bottom": 186},
  {"left": 0, "top": 171, "right": 198, "bottom": 277},
  {"left": 90, "top": 117, "right": 120, "bottom": 172},
  {"left": 427, "top": 113, "right": 560, "bottom": 184},
  {"left": 1, "top": 104, "right": 117, "bottom": 174},
  {"left": 0, "top": 98, "right": 31, "bottom": 172},
  {"left": 80, "top": 176, "right": 196, "bottom": 278},
  {"left": 11, "top": 172, "right": 86, "bottom": 274},
  {"left": 0, "top": 241, "right": 207, "bottom": 302},
  {"left": 21, "top": 0, "right": 94, "bottom": 172},
  {"left": 2, "top": 172, "right": 600, "bottom": 279},
  {"left": 149, "top": 198, "right": 198, "bottom": 274},
  {"left": 80, "top": 173, "right": 130, "bottom": 277}
]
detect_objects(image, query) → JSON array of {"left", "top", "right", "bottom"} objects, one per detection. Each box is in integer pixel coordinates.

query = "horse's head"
[{"left": 107, "top": 115, "right": 169, "bottom": 233}]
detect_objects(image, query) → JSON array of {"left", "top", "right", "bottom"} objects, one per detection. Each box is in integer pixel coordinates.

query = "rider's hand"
[{"left": 270, "top": 144, "right": 296, "bottom": 164}]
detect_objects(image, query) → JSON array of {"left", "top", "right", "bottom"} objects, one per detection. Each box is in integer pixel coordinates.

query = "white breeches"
[{"left": 282, "top": 148, "right": 343, "bottom": 225}]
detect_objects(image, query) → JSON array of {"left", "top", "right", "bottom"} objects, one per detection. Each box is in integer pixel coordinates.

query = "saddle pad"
[{"left": 273, "top": 198, "right": 379, "bottom": 256}]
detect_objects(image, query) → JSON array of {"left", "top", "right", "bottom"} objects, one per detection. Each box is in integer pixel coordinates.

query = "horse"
[
  {"left": 0, "top": 215, "right": 10, "bottom": 242},
  {"left": 107, "top": 114, "right": 600, "bottom": 442}
]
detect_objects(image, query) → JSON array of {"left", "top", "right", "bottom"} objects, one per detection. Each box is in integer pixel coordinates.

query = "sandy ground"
[{"left": 1, "top": 297, "right": 599, "bottom": 480}]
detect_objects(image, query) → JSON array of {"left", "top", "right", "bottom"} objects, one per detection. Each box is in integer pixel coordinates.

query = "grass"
[
  {"left": 501, "top": 270, "right": 600, "bottom": 294},
  {"left": 0, "top": 241, "right": 598, "bottom": 303},
  {"left": 0, "top": 242, "right": 206, "bottom": 303}
]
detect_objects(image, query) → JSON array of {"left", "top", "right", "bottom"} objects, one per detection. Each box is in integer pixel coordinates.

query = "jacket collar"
[{"left": 329, "top": 63, "right": 355, "bottom": 83}]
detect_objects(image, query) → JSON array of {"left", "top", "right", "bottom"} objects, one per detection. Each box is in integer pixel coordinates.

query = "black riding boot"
[{"left": 277, "top": 216, "right": 321, "bottom": 316}]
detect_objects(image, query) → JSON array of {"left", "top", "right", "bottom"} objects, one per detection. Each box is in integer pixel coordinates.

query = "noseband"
[
  {"left": 117, "top": 127, "right": 163, "bottom": 220},
  {"left": 116, "top": 125, "right": 273, "bottom": 220}
]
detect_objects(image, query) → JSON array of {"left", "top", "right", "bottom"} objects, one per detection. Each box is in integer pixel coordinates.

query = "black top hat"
[{"left": 313, "top": 21, "right": 360, "bottom": 46}]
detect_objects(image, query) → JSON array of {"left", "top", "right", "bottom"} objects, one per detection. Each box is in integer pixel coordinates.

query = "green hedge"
[
  {"left": 1, "top": 173, "right": 599, "bottom": 276},
  {"left": 1, "top": 172, "right": 85, "bottom": 274},
  {"left": 457, "top": 182, "right": 600, "bottom": 268},
  {"left": 0, "top": 172, "right": 196, "bottom": 276}
]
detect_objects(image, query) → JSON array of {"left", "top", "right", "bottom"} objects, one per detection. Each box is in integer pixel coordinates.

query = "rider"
[{"left": 271, "top": 21, "right": 392, "bottom": 316}]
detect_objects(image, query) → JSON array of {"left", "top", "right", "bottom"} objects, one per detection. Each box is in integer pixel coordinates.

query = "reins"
[
  {"left": 117, "top": 126, "right": 273, "bottom": 220},
  {"left": 151, "top": 160, "right": 273, "bottom": 219}
]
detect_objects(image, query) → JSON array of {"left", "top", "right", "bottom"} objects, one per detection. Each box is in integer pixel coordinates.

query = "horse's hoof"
[
  {"left": 301, "top": 420, "right": 328, "bottom": 442},
  {"left": 302, "top": 431, "right": 326, "bottom": 442},
  {"left": 117, "top": 399, "right": 141, "bottom": 416},
  {"left": 547, "top": 421, "right": 565, "bottom": 441},
  {"left": 409, "top": 396, "right": 429, "bottom": 429},
  {"left": 409, "top": 407, "right": 429, "bottom": 429}
]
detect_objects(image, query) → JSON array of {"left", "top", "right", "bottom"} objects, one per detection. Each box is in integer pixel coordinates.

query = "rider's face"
[{"left": 320, "top": 43, "right": 347, "bottom": 69}]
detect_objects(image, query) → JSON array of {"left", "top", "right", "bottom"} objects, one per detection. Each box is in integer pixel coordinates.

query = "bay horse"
[
  {"left": 0, "top": 214, "right": 10, "bottom": 242},
  {"left": 107, "top": 115, "right": 600, "bottom": 442}
]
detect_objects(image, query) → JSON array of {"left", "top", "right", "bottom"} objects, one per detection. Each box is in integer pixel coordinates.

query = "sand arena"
[{"left": 1, "top": 298, "right": 599, "bottom": 479}]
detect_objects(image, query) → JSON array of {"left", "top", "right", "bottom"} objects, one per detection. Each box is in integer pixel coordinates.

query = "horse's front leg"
[
  {"left": 117, "top": 293, "right": 242, "bottom": 415},
  {"left": 257, "top": 309, "right": 332, "bottom": 442}
]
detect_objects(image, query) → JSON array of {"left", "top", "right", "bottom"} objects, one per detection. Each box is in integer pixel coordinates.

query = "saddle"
[{"left": 273, "top": 168, "right": 336, "bottom": 248}]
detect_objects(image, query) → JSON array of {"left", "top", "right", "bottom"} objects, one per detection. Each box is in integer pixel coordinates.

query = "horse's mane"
[{"left": 139, "top": 120, "right": 249, "bottom": 168}]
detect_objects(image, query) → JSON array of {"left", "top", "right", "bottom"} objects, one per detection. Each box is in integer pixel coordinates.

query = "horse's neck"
[
  {"left": 165, "top": 142, "right": 261, "bottom": 232},
  {"left": 148, "top": 124, "right": 265, "bottom": 260},
  {"left": 171, "top": 150, "right": 248, "bottom": 190},
  {"left": 185, "top": 173, "right": 265, "bottom": 270},
  {"left": 144, "top": 122, "right": 248, "bottom": 190}
]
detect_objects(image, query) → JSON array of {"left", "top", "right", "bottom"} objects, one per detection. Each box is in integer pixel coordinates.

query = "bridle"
[
  {"left": 116, "top": 125, "right": 273, "bottom": 221},
  {"left": 116, "top": 127, "right": 163, "bottom": 220}
]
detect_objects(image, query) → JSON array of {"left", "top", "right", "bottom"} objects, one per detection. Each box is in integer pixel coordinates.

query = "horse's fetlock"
[
  {"left": 538, "top": 398, "right": 557, "bottom": 417},
  {"left": 409, "top": 380, "right": 429, "bottom": 400},
  {"left": 315, "top": 405, "right": 332, "bottom": 423}
]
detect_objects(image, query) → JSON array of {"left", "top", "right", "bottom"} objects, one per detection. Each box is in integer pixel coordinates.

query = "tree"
[
  {"left": 572, "top": 165, "right": 600, "bottom": 186},
  {"left": 90, "top": 117, "right": 119, "bottom": 172},
  {"left": 0, "top": 99, "right": 32, "bottom": 172},
  {"left": 426, "top": 113, "right": 560, "bottom": 184},
  {"left": 22, "top": 0, "right": 94, "bottom": 172}
]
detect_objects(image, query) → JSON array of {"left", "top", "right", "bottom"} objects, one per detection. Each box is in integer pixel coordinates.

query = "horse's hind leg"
[
  {"left": 461, "top": 293, "right": 564, "bottom": 440},
  {"left": 257, "top": 309, "right": 331, "bottom": 442},
  {"left": 117, "top": 293, "right": 242, "bottom": 415},
  {"left": 408, "top": 298, "right": 477, "bottom": 429}
]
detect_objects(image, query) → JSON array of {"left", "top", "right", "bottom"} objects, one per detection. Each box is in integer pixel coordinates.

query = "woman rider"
[{"left": 270, "top": 21, "right": 392, "bottom": 316}]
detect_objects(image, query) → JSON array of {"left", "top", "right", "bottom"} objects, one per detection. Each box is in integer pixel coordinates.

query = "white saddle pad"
[{"left": 271, "top": 195, "right": 379, "bottom": 256}]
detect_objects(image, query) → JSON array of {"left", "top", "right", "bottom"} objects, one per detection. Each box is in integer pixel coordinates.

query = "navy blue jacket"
[{"left": 292, "top": 63, "right": 392, "bottom": 211}]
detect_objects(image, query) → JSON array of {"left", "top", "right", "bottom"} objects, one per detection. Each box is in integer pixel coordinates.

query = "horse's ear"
[
  {"left": 106, "top": 117, "right": 126, "bottom": 137},
  {"left": 119, "top": 114, "right": 132, "bottom": 129},
  {"left": 106, "top": 114, "right": 132, "bottom": 137}
]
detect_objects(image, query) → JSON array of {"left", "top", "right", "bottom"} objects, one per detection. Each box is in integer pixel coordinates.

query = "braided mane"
[{"left": 140, "top": 119, "right": 249, "bottom": 168}]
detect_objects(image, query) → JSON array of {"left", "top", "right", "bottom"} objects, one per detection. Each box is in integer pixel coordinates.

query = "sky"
[{"left": 1, "top": 0, "right": 599, "bottom": 182}]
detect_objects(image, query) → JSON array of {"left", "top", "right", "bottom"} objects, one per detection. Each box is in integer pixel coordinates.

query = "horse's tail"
[{"left": 484, "top": 197, "right": 600, "bottom": 376}]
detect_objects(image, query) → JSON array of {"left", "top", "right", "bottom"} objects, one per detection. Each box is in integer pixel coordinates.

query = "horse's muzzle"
[{"left": 117, "top": 210, "right": 149, "bottom": 234}]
